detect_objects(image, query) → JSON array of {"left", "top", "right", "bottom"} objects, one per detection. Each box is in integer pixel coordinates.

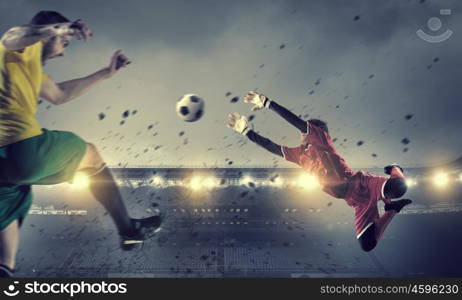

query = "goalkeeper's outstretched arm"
[
  {"left": 227, "top": 112, "right": 283, "bottom": 157},
  {"left": 246, "top": 130, "right": 283, "bottom": 157},
  {"left": 243, "top": 91, "right": 307, "bottom": 133}
]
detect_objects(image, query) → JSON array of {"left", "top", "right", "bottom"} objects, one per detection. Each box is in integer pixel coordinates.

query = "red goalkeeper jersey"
[{"left": 281, "top": 122, "right": 354, "bottom": 198}]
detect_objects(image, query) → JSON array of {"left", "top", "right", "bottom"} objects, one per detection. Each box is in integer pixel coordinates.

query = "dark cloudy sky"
[{"left": 1, "top": 0, "right": 461, "bottom": 168}]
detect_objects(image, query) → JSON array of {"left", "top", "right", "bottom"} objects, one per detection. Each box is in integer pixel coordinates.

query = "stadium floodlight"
[
  {"left": 433, "top": 172, "right": 449, "bottom": 187},
  {"left": 406, "top": 178, "right": 418, "bottom": 187},
  {"left": 296, "top": 173, "right": 320, "bottom": 190},
  {"left": 269, "top": 177, "right": 284, "bottom": 187},
  {"left": 188, "top": 176, "right": 218, "bottom": 190},
  {"left": 190, "top": 176, "right": 203, "bottom": 191},
  {"left": 151, "top": 175, "right": 164, "bottom": 186},
  {"left": 71, "top": 171, "right": 90, "bottom": 189},
  {"left": 240, "top": 175, "right": 254, "bottom": 186},
  {"left": 203, "top": 176, "right": 218, "bottom": 189}
]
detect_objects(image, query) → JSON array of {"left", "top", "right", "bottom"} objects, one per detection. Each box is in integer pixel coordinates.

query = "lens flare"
[
  {"left": 406, "top": 178, "right": 418, "bottom": 187},
  {"left": 190, "top": 176, "right": 203, "bottom": 191},
  {"left": 203, "top": 177, "right": 218, "bottom": 189},
  {"left": 71, "top": 172, "right": 90, "bottom": 189},
  {"left": 296, "top": 173, "right": 320, "bottom": 190},
  {"left": 433, "top": 172, "right": 449, "bottom": 187},
  {"left": 151, "top": 176, "right": 164, "bottom": 186}
]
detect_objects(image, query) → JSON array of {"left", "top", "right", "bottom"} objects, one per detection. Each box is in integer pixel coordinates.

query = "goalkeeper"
[{"left": 227, "top": 91, "right": 412, "bottom": 252}]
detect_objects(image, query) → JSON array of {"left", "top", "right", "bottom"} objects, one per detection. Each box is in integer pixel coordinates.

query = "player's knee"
[
  {"left": 359, "top": 237, "right": 377, "bottom": 252},
  {"left": 384, "top": 178, "right": 407, "bottom": 199},
  {"left": 86, "top": 142, "right": 97, "bottom": 154},
  {"left": 361, "top": 243, "right": 376, "bottom": 252},
  {"left": 82, "top": 143, "right": 105, "bottom": 170},
  {"left": 88, "top": 143, "right": 103, "bottom": 161}
]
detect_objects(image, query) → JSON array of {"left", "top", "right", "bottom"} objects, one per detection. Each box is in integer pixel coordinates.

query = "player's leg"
[
  {"left": 0, "top": 220, "right": 19, "bottom": 277},
  {"left": 359, "top": 210, "right": 398, "bottom": 252},
  {"left": 358, "top": 199, "right": 412, "bottom": 252},
  {"left": 358, "top": 223, "right": 377, "bottom": 252},
  {"left": 374, "top": 199, "right": 412, "bottom": 242},
  {"left": 77, "top": 143, "right": 134, "bottom": 236},
  {"left": 77, "top": 143, "right": 163, "bottom": 249}
]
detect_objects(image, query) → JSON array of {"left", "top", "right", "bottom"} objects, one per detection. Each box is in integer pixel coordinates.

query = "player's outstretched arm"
[
  {"left": 40, "top": 50, "right": 130, "bottom": 105},
  {"left": 246, "top": 130, "right": 284, "bottom": 157},
  {"left": 243, "top": 91, "right": 307, "bottom": 133},
  {"left": 227, "top": 113, "right": 283, "bottom": 157},
  {"left": 1, "top": 19, "right": 92, "bottom": 51}
]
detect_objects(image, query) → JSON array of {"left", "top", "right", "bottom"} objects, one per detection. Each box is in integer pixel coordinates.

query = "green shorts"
[{"left": 0, "top": 129, "right": 87, "bottom": 230}]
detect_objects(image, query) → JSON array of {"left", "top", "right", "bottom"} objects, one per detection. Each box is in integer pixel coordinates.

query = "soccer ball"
[{"left": 176, "top": 94, "right": 205, "bottom": 122}]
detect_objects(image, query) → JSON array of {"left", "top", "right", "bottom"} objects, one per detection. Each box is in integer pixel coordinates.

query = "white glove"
[
  {"left": 243, "top": 91, "right": 271, "bottom": 111},
  {"left": 227, "top": 113, "right": 251, "bottom": 135}
]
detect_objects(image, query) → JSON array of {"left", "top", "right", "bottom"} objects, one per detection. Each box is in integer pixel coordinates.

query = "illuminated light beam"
[
  {"left": 433, "top": 172, "right": 449, "bottom": 187},
  {"left": 459, "top": 173, "right": 462, "bottom": 182}
]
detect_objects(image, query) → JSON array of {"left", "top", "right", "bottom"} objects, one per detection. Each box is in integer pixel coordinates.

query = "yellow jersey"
[{"left": 0, "top": 41, "right": 48, "bottom": 147}]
